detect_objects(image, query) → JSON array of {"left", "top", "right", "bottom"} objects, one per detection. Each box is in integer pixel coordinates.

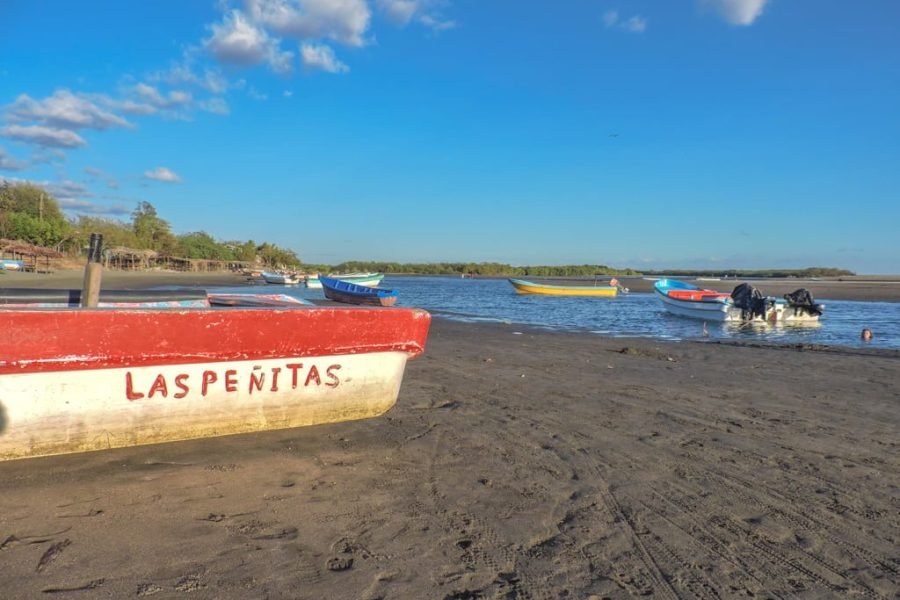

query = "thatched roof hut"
[
  {"left": 0, "top": 239, "right": 64, "bottom": 272},
  {"left": 105, "top": 246, "right": 158, "bottom": 270}
]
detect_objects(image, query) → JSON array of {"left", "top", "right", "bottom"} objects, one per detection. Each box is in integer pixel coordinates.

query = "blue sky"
[{"left": 1, "top": 0, "right": 898, "bottom": 273}]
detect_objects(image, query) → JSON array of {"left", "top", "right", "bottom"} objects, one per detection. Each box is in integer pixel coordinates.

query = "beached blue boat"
[
  {"left": 320, "top": 275, "right": 398, "bottom": 307},
  {"left": 306, "top": 272, "right": 383, "bottom": 289}
]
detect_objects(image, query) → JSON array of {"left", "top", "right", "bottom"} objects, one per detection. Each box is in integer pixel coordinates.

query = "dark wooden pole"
[{"left": 81, "top": 233, "right": 103, "bottom": 308}]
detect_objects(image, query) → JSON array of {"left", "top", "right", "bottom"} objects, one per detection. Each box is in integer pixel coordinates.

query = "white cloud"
[
  {"left": 109, "top": 99, "right": 158, "bottom": 116},
  {"left": 6, "top": 90, "right": 131, "bottom": 130},
  {"left": 133, "top": 83, "right": 194, "bottom": 109},
  {"left": 377, "top": 0, "right": 455, "bottom": 32},
  {"left": 604, "top": 10, "right": 647, "bottom": 33},
  {"left": 143, "top": 167, "right": 183, "bottom": 183},
  {"left": 301, "top": 43, "right": 349, "bottom": 73},
  {"left": 0, "top": 146, "right": 28, "bottom": 171},
  {"left": 205, "top": 9, "right": 295, "bottom": 74},
  {"left": 1, "top": 124, "right": 87, "bottom": 148},
  {"left": 246, "top": 0, "right": 372, "bottom": 47},
  {"left": 283, "top": 90, "right": 294, "bottom": 98},
  {"left": 199, "top": 97, "right": 231, "bottom": 114},
  {"left": 378, "top": 0, "right": 417, "bottom": 25},
  {"left": 702, "top": 0, "right": 769, "bottom": 25},
  {"left": 419, "top": 14, "right": 456, "bottom": 31}
]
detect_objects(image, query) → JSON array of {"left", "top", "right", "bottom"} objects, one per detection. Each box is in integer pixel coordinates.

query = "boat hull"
[
  {"left": 655, "top": 289, "right": 732, "bottom": 321},
  {"left": 509, "top": 279, "right": 618, "bottom": 297},
  {"left": 0, "top": 307, "right": 431, "bottom": 461}
]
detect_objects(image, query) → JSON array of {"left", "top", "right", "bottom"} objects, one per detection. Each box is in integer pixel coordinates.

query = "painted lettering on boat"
[{"left": 125, "top": 363, "right": 342, "bottom": 401}]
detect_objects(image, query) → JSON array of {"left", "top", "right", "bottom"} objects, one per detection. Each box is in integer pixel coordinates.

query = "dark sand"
[{"left": 1, "top": 271, "right": 899, "bottom": 598}]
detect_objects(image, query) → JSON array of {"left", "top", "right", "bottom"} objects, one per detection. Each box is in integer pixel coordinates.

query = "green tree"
[
  {"left": 0, "top": 182, "right": 70, "bottom": 246},
  {"left": 131, "top": 201, "right": 177, "bottom": 254},
  {"left": 177, "top": 232, "right": 235, "bottom": 260},
  {"left": 257, "top": 242, "right": 300, "bottom": 267}
]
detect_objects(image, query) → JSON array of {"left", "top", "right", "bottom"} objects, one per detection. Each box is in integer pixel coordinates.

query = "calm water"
[{"left": 209, "top": 276, "right": 900, "bottom": 350}]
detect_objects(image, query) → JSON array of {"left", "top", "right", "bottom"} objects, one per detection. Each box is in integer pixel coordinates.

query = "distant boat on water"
[{"left": 508, "top": 278, "right": 619, "bottom": 297}]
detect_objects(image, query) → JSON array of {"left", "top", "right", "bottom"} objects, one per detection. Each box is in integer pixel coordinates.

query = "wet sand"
[
  {"left": 1, "top": 316, "right": 898, "bottom": 598},
  {"left": 2, "top": 270, "right": 898, "bottom": 597}
]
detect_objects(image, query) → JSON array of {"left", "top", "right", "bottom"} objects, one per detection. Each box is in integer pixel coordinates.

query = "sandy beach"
[{"left": 2, "top": 287, "right": 899, "bottom": 598}]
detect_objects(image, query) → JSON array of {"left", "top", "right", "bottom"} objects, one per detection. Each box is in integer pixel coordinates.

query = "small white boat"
[
  {"left": 654, "top": 279, "right": 824, "bottom": 323},
  {"left": 263, "top": 271, "right": 301, "bottom": 285}
]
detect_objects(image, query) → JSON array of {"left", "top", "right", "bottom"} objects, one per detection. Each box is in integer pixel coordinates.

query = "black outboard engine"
[
  {"left": 731, "top": 283, "right": 769, "bottom": 320},
  {"left": 784, "top": 288, "right": 824, "bottom": 316}
]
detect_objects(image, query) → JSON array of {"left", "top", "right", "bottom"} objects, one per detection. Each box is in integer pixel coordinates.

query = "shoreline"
[
  {"left": 3, "top": 269, "right": 900, "bottom": 301},
  {"left": 1, "top": 319, "right": 897, "bottom": 598}
]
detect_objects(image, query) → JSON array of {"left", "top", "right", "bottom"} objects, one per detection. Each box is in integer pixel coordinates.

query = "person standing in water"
[{"left": 861, "top": 328, "right": 873, "bottom": 342}]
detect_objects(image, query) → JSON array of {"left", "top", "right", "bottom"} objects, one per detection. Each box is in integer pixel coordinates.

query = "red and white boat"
[{"left": 0, "top": 306, "right": 431, "bottom": 461}]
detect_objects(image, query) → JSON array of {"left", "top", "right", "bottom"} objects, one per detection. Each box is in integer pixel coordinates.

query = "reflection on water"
[{"left": 205, "top": 276, "right": 900, "bottom": 350}]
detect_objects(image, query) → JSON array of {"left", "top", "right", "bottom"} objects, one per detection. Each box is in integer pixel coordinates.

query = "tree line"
[{"left": 0, "top": 182, "right": 300, "bottom": 267}]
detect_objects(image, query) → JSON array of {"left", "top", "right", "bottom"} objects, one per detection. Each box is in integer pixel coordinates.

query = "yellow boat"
[{"left": 508, "top": 278, "right": 618, "bottom": 297}]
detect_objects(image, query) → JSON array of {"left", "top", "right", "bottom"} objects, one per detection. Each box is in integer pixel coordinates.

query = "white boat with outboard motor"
[{"left": 654, "top": 279, "right": 824, "bottom": 323}]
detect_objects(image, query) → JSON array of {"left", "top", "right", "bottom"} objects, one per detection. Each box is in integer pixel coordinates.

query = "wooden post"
[{"left": 81, "top": 233, "right": 103, "bottom": 308}]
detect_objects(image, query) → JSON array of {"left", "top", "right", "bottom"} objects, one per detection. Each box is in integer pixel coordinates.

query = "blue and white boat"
[
  {"left": 654, "top": 279, "right": 823, "bottom": 323},
  {"left": 319, "top": 276, "right": 398, "bottom": 307}
]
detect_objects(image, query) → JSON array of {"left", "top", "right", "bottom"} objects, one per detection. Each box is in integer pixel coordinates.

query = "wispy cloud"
[
  {"left": 6, "top": 90, "right": 131, "bottom": 131},
  {"left": 301, "top": 43, "right": 349, "bottom": 73},
  {"left": 603, "top": 10, "right": 647, "bottom": 33},
  {"left": 143, "top": 167, "right": 183, "bottom": 183},
  {"left": 1, "top": 124, "right": 86, "bottom": 149},
  {"left": 377, "top": 0, "right": 456, "bottom": 32},
  {"left": 246, "top": 0, "right": 372, "bottom": 47},
  {"left": 133, "top": 83, "right": 193, "bottom": 109},
  {"left": 0, "top": 146, "right": 28, "bottom": 171},
  {"left": 199, "top": 97, "right": 231, "bottom": 115},
  {"left": 150, "top": 49, "right": 232, "bottom": 94},
  {"left": 702, "top": 0, "right": 769, "bottom": 26},
  {"left": 84, "top": 166, "right": 120, "bottom": 189},
  {"left": 204, "top": 9, "right": 295, "bottom": 74},
  {"left": 58, "top": 197, "right": 132, "bottom": 216}
]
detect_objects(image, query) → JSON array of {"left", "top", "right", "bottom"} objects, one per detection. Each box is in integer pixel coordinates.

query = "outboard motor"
[
  {"left": 731, "top": 283, "right": 769, "bottom": 320},
  {"left": 784, "top": 288, "right": 824, "bottom": 316}
]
